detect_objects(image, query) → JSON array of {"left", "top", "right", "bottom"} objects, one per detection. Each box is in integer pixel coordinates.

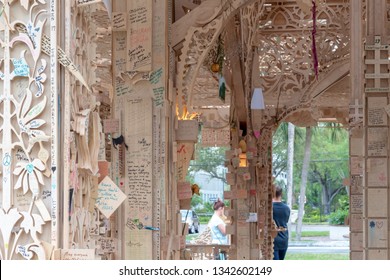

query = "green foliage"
[
  {"left": 328, "top": 209, "right": 349, "bottom": 225},
  {"left": 285, "top": 253, "right": 349, "bottom": 260},
  {"left": 190, "top": 194, "right": 203, "bottom": 209},
  {"left": 273, "top": 122, "right": 349, "bottom": 217},
  {"left": 188, "top": 145, "right": 228, "bottom": 184},
  {"left": 328, "top": 195, "right": 349, "bottom": 225},
  {"left": 302, "top": 207, "right": 329, "bottom": 223},
  {"left": 336, "top": 195, "right": 349, "bottom": 211},
  {"left": 198, "top": 216, "right": 210, "bottom": 223},
  {"left": 290, "top": 231, "right": 329, "bottom": 238}
]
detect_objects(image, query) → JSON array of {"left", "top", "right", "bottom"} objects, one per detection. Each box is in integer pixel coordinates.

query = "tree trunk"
[
  {"left": 296, "top": 127, "right": 312, "bottom": 241},
  {"left": 286, "top": 122, "right": 295, "bottom": 209},
  {"left": 322, "top": 186, "right": 331, "bottom": 215},
  {"left": 286, "top": 123, "right": 295, "bottom": 240}
]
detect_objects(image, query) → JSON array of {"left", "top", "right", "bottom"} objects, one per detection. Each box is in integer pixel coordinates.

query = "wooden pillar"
[
  {"left": 112, "top": 0, "right": 169, "bottom": 260},
  {"left": 349, "top": 0, "right": 364, "bottom": 260},
  {"left": 363, "top": 0, "right": 390, "bottom": 260}
]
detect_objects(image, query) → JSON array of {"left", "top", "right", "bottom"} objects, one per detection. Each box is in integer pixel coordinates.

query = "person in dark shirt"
[{"left": 272, "top": 185, "right": 291, "bottom": 260}]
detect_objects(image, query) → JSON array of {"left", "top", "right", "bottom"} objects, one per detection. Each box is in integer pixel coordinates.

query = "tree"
[
  {"left": 286, "top": 122, "right": 295, "bottom": 210},
  {"left": 308, "top": 123, "right": 349, "bottom": 214},
  {"left": 296, "top": 127, "right": 312, "bottom": 240},
  {"left": 188, "top": 146, "right": 228, "bottom": 184}
]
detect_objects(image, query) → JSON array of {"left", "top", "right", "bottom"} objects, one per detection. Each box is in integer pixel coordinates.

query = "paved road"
[{"left": 288, "top": 246, "right": 349, "bottom": 254}]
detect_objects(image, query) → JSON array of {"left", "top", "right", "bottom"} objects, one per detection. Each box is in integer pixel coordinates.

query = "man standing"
[{"left": 272, "top": 185, "right": 291, "bottom": 260}]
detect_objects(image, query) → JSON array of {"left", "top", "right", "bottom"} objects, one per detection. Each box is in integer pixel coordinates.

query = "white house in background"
[{"left": 192, "top": 168, "right": 226, "bottom": 203}]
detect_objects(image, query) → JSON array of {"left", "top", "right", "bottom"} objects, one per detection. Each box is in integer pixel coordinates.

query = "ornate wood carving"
[{"left": 0, "top": 0, "right": 52, "bottom": 260}]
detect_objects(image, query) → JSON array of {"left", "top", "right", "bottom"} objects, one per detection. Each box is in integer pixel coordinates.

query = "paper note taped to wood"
[
  {"left": 177, "top": 181, "right": 192, "bottom": 200},
  {"left": 176, "top": 120, "right": 198, "bottom": 141},
  {"left": 96, "top": 176, "right": 126, "bottom": 218},
  {"left": 60, "top": 249, "right": 95, "bottom": 260},
  {"left": 112, "top": 12, "right": 127, "bottom": 31}
]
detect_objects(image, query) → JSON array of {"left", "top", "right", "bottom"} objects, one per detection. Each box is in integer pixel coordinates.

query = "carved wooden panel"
[
  {"left": 0, "top": 0, "right": 53, "bottom": 260},
  {"left": 64, "top": 1, "right": 113, "bottom": 259}
]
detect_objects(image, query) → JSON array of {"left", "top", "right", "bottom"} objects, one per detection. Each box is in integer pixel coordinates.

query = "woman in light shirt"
[{"left": 208, "top": 199, "right": 228, "bottom": 245}]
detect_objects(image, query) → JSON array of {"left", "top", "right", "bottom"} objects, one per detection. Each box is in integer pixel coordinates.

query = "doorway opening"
[{"left": 272, "top": 122, "right": 350, "bottom": 260}]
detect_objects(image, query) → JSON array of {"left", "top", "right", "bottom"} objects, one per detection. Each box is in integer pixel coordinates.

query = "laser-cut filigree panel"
[
  {"left": 0, "top": 0, "right": 53, "bottom": 260},
  {"left": 66, "top": 3, "right": 112, "bottom": 257},
  {"left": 255, "top": 0, "right": 350, "bottom": 109}
]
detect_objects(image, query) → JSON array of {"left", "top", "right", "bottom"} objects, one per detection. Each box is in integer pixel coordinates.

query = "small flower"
[{"left": 14, "top": 159, "right": 45, "bottom": 195}]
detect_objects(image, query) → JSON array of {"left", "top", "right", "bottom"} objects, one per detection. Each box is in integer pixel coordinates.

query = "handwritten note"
[
  {"left": 350, "top": 175, "right": 363, "bottom": 194},
  {"left": 176, "top": 120, "right": 198, "bottom": 142},
  {"left": 96, "top": 237, "right": 117, "bottom": 254},
  {"left": 149, "top": 68, "right": 163, "bottom": 84},
  {"left": 96, "top": 176, "right": 126, "bottom": 218},
  {"left": 152, "top": 87, "right": 164, "bottom": 107},
  {"left": 367, "top": 127, "right": 388, "bottom": 156},
  {"left": 114, "top": 31, "right": 127, "bottom": 79},
  {"left": 177, "top": 181, "right": 192, "bottom": 200},
  {"left": 351, "top": 195, "right": 363, "bottom": 213},
  {"left": 115, "top": 76, "right": 130, "bottom": 96},
  {"left": 60, "top": 249, "right": 95, "bottom": 260},
  {"left": 368, "top": 97, "right": 387, "bottom": 126},
  {"left": 125, "top": 97, "right": 153, "bottom": 225},
  {"left": 112, "top": 12, "right": 127, "bottom": 31},
  {"left": 176, "top": 142, "right": 194, "bottom": 182},
  {"left": 11, "top": 57, "right": 29, "bottom": 77},
  {"left": 127, "top": 0, "right": 152, "bottom": 71},
  {"left": 77, "top": 0, "right": 101, "bottom": 6}
]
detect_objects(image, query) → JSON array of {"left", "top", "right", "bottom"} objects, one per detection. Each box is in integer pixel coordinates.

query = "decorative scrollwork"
[{"left": 256, "top": 0, "right": 350, "bottom": 108}]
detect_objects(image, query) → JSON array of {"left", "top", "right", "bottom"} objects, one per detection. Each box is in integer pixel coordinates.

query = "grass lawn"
[
  {"left": 186, "top": 234, "right": 199, "bottom": 241},
  {"left": 290, "top": 231, "right": 329, "bottom": 239},
  {"left": 285, "top": 253, "right": 349, "bottom": 260}
]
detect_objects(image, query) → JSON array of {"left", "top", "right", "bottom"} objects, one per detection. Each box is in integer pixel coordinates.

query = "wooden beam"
[
  {"left": 172, "top": 0, "right": 256, "bottom": 47},
  {"left": 224, "top": 21, "right": 247, "bottom": 124}
]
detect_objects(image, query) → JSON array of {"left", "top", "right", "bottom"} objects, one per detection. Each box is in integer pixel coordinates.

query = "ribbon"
[{"left": 311, "top": 0, "right": 318, "bottom": 79}]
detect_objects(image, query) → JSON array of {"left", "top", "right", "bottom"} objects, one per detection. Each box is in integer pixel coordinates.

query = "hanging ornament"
[
  {"left": 218, "top": 74, "right": 226, "bottom": 101},
  {"left": 211, "top": 63, "right": 220, "bottom": 73},
  {"left": 191, "top": 184, "right": 200, "bottom": 196},
  {"left": 311, "top": 0, "right": 318, "bottom": 79}
]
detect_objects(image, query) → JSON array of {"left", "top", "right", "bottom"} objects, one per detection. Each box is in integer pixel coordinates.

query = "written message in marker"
[
  {"left": 127, "top": 0, "right": 152, "bottom": 72},
  {"left": 368, "top": 97, "right": 387, "bottom": 126},
  {"left": 96, "top": 237, "right": 117, "bottom": 254},
  {"left": 112, "top": 12, "right": 127, "bottom": 31},
  {"left": 96, "top": 176, "right": 126, "bottom": 218},
  {"left": 60, "top": 249, "right": 95, "bottom": 260}
]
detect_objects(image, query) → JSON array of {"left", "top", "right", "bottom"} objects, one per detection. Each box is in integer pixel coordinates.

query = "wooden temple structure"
[{"left": 0, "top": 0, "right": 389, "bottom": 260}]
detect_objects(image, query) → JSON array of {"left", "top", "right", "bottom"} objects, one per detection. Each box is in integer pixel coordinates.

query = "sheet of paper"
[
  {"left": 367, "top": 189, "right": 387, "bottom": 217},
  {"left": 367, "top": 127, "right": 388, "bottom": 156},
  {"left": 96, "top": 176, "right": 126, "bottom": 218},
  {"left": 367, "top": 97, "right": 388, "bottom": 125},
  {"left": 367, "top": 158, "right": 387, "bottom": 186}
]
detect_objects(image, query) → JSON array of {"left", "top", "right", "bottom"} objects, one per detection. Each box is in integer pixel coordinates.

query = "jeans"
[{"left": 273, "top": 249, "right": 287, "bottom": 260}]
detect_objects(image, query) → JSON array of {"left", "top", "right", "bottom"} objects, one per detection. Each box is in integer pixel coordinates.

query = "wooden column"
[
  {"left": 363, "top": 0, "right": 390, "bottom": 260},
  {"left": 349, "top": 0, "right": 364, "bottom": 260}
]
